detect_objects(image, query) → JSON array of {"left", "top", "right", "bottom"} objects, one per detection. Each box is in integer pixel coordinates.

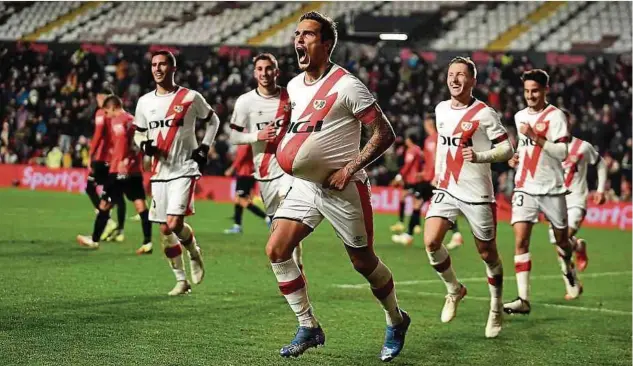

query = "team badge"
[
  {"left": 570, "top": 155, "right": 579, "bottom": 163},
  {"left": 174, "top": 105, "right": 183, "bottom": 113},
  {"left": 461, "top": 121, "right": 473, "bottom": 131},
  {"left": 313, "top": 100, "right": 326, "bottom": 110},
  {"left": 283, "top": 103, "right": 291, "bottom": 112},
  {"left": 535, "top": 122, "right": 546, "bottom": 132}
]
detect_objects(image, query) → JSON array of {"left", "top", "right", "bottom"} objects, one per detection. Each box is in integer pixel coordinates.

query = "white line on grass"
[
  {"left": 394, "top": 289, "right": 632, "bottom": 316},
  {"left": 334, "top": 271, "right": 632, "bottom": 289}
]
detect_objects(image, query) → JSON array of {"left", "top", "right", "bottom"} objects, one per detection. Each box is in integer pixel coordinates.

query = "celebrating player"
[
  {"left": 267, "top": 12, "right": 410, "bottom": 362},
  {"left": 422, "top": 57, "right": 513, "bottom": 338},
  {"left": 504, "top": 70, "right": 582, "bottom": 315},
  {"left": 223, "top": 144, "right": 270, "bottom": 234},
  {"left": 226, "top": 53, "right": 303, "bottom": 269},
  {"left": 87, "top": 93, "right": 126, "bottom": 241},
  {"left": 133, "top": 50, "right": 220, "bottom": 296},
  {"left": 546, "top": 109, "right": 607, "bottom": 271},
  {"left": 77, "top": 95, "right": 153, "bottom": 253}
]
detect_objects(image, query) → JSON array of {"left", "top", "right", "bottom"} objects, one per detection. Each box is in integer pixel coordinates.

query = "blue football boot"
[
  {"left": 279, "top": 325, "right": 326, "bottom": 358},
  {"left": 380, "top": 310, "right": 411, "bottom": 362}
]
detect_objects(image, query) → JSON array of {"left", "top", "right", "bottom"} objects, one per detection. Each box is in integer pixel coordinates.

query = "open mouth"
[
  {"left": 154, "top": 73, "right": 164, "bottom": 79},
  {"left": 296, "top": 47, "right": 308, "bottom": 64}
]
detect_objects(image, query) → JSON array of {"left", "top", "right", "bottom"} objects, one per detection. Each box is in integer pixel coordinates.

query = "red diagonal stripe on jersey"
[
  {"left": 259, "top": 88, "right": 290, "bottom": 178},
  {"left": 152, "top": 88, "right": 193, "bottom": 174},
  {"left": 515, "top": 106, "right": 555, "bottom": 188},
  {"left": 564, "top": 138, "right": 584, "bottom": 188},
  {"left": 439, "top": 102, "right": 486, "bottom": 188},
  {"left": 277, "top": 68, "right": 347, "bottom": 175}
]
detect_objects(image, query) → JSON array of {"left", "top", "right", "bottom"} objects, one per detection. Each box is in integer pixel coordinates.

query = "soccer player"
[
  {"left": 390, "top": 133, "right": 425, "bottom": 245},
  {"left": 268, "top": 12, "right": 410, "bottom": 362},
  {"left": 223, "top": 144, "right": 269, "bottom": 234},
  {"left": 77, "top": 95, "right": 153, "bottom": 252},
  {"left": 504, "top": 70, "right": 581, "bottom": 315},
  {"left": 422, "top": 56, "right": 513, "bottom": 338},
  {"left": 87, "top": 93, "right": 125, "bottom": 241},
  {"left": 546, "top": 109, "right": 608, "bottom": 271},
  {"left": 226, "top": 53, "right": 303, "bottom": 270},
  {"left": 133, "top": 50, "right": 220, "bottom": 296}
]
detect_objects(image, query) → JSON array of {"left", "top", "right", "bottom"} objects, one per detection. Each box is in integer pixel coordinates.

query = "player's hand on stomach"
[
  {"left": 323, "top": 167, "right": 353, "bottom": 191},
  {"left": 191, "top": 144, "right": 210, "bottom": 167},
  {"left": 140, "top": 139, "right": 157, "bottom": 157},
  {"left": 462, "top": 147, "right": 477, "bottom": 163},
  {"left": 257, "top": 122, "right": 277, "bottom": 142},
  {"left": 508, "top": 153, "right": 519, "bottom": 168}
]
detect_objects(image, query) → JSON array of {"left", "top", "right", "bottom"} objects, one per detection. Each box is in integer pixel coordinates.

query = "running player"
[
  {"left": 226, "top": 52, "right": 303, "bottom": 269},
  {"left": 268, "top": 12, "right": 410, "bottom": 362},
  {"left": 87, "top": 93, "right": 126, "bottom": 241},
  {"left": 547, "top": 109, "right": 607, "bottom": 271},
  {"left": 223, "top": 144, "right": 269, "bottom": 233},
  {"left": 422, "top": 57, "right": 513, "bottom": 338},
  {"left": 77, "top": 95, "right": 153, "bottom": 252},
  {"left": 133, "top": 50, "right": 220, "bottom": 296},
  {"left": 504, "top": 70, "right": 582, "bottom": 315}
]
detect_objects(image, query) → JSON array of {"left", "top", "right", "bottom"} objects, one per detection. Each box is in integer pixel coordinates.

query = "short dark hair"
[
  {"left": 151, "top": 50, "right": 176, "bottom": 67},
  {"left": 448, "top": 56, "right": 477, "bottom": 79},
  {"left": 103, "top": 94, "right": 122, "bottom": 109},
  {"left": 299, "top": 11, "right": 338, "bottom": 56},
  {"left": 253, "top": 53, "right": 278, "bottom": 69},
  {"left": 406, "top": 133, "right": 419, "bottom": 142},
  {"left": 521, "top": 69, "right": 549, "bottom": 88}
]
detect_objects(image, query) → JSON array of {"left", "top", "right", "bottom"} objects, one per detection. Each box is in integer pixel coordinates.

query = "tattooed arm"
[{"left": 323, "top": 104, "right": 395, "bottom": 190}]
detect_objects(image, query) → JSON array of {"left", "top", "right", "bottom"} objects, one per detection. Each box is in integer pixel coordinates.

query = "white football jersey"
[
  {"left": 277, "top": 64, "right": 382, "bottom": 184},
  {"left": 434, "top": 99, "right": 508, "bottom": 203},
  {"left": 230, "top": 88, "right": 290, "bottom": 180},
  {"left": 514, "top": 104, "right": 569, "bottom": 195},
  {"left": 563, "top": 137, "right": 600, "bottom": 204},
  {"left": 134, "top": 86, "right": 211, "bottom": 181}
]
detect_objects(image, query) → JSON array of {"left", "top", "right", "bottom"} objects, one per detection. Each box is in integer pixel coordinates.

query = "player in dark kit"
[
  {"left": 77, "top": 95, "right": 153, "bottom": 252},
  {"left": 223, "top": 144, "right": 269, "bottom": 234}
]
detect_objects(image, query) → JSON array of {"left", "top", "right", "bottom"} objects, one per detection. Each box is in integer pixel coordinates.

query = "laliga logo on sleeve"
[
  {"left": 313, "top": 100, "right": 326, "bottom": 110},
  {"left": 174, "top": 105, "right": 183, "bottom": 113}
]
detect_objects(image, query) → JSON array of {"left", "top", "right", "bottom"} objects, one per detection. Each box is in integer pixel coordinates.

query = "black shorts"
[
  {"left": 235, "top": 176, "right": 256, "bottom": 198},
  {"left": 88, "top": 161, "right": 110, "bottom": 185},
  {"left": 102, "top": 174, "right": 146, "bottom": 203},
  {"left": 405, "top": 181, "right": 434, "bottom": 201}
]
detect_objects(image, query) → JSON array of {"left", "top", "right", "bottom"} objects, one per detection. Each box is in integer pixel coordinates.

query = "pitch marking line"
[
  {"left": 334, "top": 271, "right": 632, "bottom": 316},
  {"left": 334, "top": 271, "right": 632, "bottom": 289}
]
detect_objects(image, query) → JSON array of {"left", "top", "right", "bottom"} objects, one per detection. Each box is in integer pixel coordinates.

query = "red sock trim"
[
  {"left": 515, "top": 261, "right": 531, "bottom": 273},
  {"left": 279, "top": 276, "right": 305, "bottom": 295},
  {"left": 487, "top": 274, "right": 503, "bottom": 286},
  {"left": 433, "top": 256, "right": 452, "bottom": 273},
  {"left": 371, "top": 277, "right": 394, "bottom": 300},
  {"left": 164, "top": 244, "right": 182, "bottom": 258}
]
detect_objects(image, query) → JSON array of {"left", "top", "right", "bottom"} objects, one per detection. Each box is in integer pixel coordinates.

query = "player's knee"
[
  {"left": 266, "top": 240, "right": 291, "bottom": 262},
  {"left": 159, "top": 223, "right": 170, "bottom": 236},
  {"left": 348, "top": 250, "right": 379, "bottom": 277},
  {"left": 479, "top": 247, "right": 498, "bottom": 263},
  {"left": 423, "top": 234, "right": 442, "bottom": 251},
  {"left": 166, "top": 219, "right": 183, "bottom": 234}
]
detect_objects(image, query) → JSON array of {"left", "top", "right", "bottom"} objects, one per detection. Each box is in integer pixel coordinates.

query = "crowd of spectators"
[{"left": 0, "top": 44, "right": 630, "bottom": 200}]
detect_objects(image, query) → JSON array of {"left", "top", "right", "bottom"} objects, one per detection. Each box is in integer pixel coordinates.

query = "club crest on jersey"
[
  {"left": 174, "top": 105, "right": 183, "bottom": 113},
  {"left": 461, "top": 121, "right": 473, "bottom": 131},
  {"left": 283, "top": 103, "right": 291, "bottom": 112},
  {"left": 535, "top": 122, "right": 546, "bottom": 132},
  {"left": 313, "top": 100, "right": 326, "bottom": 110},
  {"left": 570, "top": 155, "right": 579, "bottom": 163}
]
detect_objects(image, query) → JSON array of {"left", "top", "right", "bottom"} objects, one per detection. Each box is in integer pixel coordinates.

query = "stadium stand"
[{"left": 0, "top": 1, "right": 81, "bottom": 41}]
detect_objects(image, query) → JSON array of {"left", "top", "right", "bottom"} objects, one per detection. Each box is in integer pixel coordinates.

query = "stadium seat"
[{"left": 0, "top": 1, "right": 81, "bottom": 41}]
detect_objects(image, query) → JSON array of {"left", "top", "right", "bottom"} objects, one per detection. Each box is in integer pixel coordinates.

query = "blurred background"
[{"left": 0, "top": 1, "right": 630, "bottom": 202}]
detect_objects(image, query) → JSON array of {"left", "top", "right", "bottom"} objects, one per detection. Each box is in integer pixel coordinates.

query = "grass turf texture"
[{"left": 0, "top": 188, "right": 631, "bottom": 366}]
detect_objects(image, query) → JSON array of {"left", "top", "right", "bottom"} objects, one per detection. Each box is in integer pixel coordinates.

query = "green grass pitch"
[{"left": 0, "top": 188, "right": 631, "bottom": 365}]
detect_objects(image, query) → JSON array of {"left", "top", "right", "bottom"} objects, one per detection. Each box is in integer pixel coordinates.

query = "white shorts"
[
  {"left": 149, "top": 177, "right": 197, "bottom": 223},
  {"left": 567, "top": 207, "right": 586, "bottom": 230},
  {"left": 425, "top": 190, "right": 497, "bottom": 241},
  {"left": 274, "top": 178, "right": 374, "bottom": 248},
  {"left": 511, "top": 192, "right": 567, "bottom": 229},
  {"left": 259, "top": 174, "right": 295, "bottom": 217}
]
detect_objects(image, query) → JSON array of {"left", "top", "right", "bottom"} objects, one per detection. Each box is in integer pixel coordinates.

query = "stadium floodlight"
[{"left": 379, "top": 33, "right": 408, "bottom": 41}]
